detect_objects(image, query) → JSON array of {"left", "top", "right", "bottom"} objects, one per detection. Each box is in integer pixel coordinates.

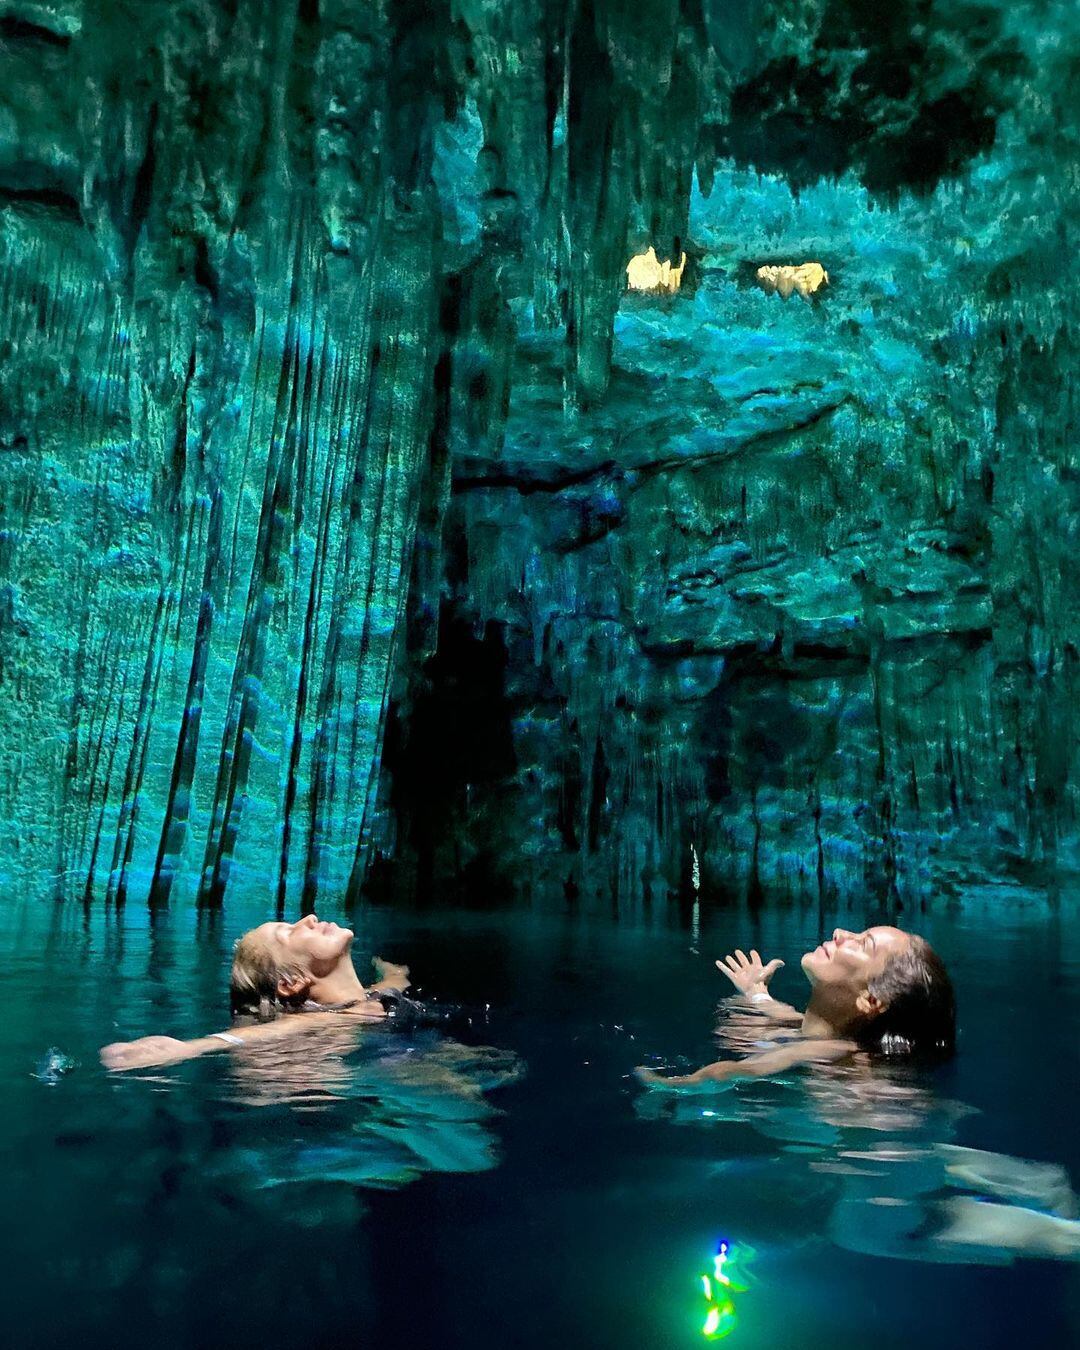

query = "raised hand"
[{"left": 716, "top": 949, "right": 784, "bottom": 997}]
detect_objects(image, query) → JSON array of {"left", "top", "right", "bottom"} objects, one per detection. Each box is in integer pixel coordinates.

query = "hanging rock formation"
[{"left": 0, "top": 0, "right": 1076, "bottom": 911}]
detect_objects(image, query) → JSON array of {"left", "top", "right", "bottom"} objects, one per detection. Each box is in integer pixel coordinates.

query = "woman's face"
[
  {"left": 253, "top": 913, "right": 354, "bottom": 977},
  {"left": 801, "top": 926, "right": 910, "bottom": 996}
]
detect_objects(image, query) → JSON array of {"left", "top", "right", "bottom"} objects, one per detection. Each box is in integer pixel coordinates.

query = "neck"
[
  {"left": 802, "top": 987, "right": 857, "bottom": 1039},
  {"left": 308, "top": 954, "right": 365, "bottom": 1006}
]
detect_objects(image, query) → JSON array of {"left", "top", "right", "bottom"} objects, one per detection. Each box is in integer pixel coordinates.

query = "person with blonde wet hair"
[
  {"left": 101, "top": 914, "right": 412, "bottom": 1070},
  {"left": 227, "top": 914, "right": 388, "bottom": 1017}
]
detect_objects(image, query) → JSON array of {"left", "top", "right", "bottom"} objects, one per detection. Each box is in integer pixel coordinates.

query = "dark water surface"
[{"left": 5, "top": 889, "right": 1080, "bottom": 1349}]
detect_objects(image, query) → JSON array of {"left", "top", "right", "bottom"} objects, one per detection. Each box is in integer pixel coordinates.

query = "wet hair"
[
  {"left": 229, "top": 929, "right": 310, "bottom": 1020},
  {"left": 859, "top": 935, "right": 956, "bottom": 1058}
]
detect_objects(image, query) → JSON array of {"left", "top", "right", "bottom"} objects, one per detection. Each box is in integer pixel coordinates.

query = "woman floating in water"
[
  {"left": 639, "top": 926, "right": 955, "bottom": 1086},
  {"left": 101, "top": 914, "right": 411, "bottom": 1071}
]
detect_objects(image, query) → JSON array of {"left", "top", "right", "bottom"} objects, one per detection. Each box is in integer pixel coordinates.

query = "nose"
[
  {"left": 833, "top": 928, "right": 855, "bottom": 944},
  {"left": 296, "top": 913, "right": 318, "bottom": 929}
]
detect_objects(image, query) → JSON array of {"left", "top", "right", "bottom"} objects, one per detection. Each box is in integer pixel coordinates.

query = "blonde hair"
[{"left": 230, "top": 928, "right": 309, "bottom": 1019}]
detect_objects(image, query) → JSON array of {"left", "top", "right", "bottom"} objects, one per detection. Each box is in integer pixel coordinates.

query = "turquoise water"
[{"left": 4, "top": 890, "right": 1080, "bottom": 1348}]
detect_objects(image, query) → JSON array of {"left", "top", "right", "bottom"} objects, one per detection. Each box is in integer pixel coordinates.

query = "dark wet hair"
[{"left": 859, "top": 935, "right": 956, "bottom": 1059}]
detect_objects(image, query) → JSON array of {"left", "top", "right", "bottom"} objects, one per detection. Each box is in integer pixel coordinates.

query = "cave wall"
[
  {"left": 0, "top": 0, "right": 748, "bottom": 906},
  {"left": 0, "top": 0, "right": 1076, "bottom": 909},
  {"left": 0, "top": 0, "right": 453, "bottom": 906},
  {"left": 384, "top": 1, "right": 1080, "bottom": 909}
]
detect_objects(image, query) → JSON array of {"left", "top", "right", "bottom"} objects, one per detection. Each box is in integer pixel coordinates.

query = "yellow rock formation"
[
  {"left": 626, "top": 246, "right": 687, "bottom": 294},
  {"left": 755, "top": 262, "right": 829, "bottom": 300}
]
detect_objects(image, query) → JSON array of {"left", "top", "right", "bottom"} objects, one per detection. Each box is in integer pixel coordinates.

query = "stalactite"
[{"left": 0, "top": 0, "right": 1076, "bottom": 914}]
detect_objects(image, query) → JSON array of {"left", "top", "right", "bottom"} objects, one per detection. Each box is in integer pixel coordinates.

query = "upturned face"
[
  {"left": 800, "top": 926, "right": 911, "bottom": 996},
  {"left": 251, "top": 913, "right": 354, "bottom": 978}
]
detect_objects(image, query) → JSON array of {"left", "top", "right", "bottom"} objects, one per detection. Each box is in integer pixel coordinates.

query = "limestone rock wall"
[
  {"left": 383, "top": 2, "right": 1080, "bottom": 910},
  {"left": 0, "top": 1, "right": 448, "bottom": 906},
  {"left": 0, "top": 0, "right": 1075, "bottom": 910}
]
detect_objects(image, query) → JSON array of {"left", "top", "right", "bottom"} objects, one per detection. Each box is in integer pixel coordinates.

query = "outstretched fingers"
[
  {"left": 715, "top": 949, "right": 786, "bottom": 988},
  {"left": 716, "top": 955, "right": 744, "bottom": 986}
]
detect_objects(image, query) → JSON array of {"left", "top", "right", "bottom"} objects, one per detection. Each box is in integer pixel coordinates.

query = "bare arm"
[
  {"left": 368, "top": 957, "right": 411, "bottom": 996},
  {"left": 739, "top": 996, "right": 803, "bottom": 1025},
  {"left": 637, "top": 1038, "right": 855, "bottom": 1087},
  {"left": 101, "top": 1004, "right": 387, "bottom": 1072}
]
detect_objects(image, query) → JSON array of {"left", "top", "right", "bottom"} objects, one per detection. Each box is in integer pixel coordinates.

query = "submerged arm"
[
  {"left": 739, "top": 995, "right": 804, "bottom": 1025},
  {"left": 100, "top": 1004, "right": 387, "bottom": 1072},
  {"left": 638, "top": 1038, "right": 855, "bottom": 1087}
]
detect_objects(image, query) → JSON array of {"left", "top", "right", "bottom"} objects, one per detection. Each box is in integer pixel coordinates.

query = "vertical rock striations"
[
  {"left": 0, "top": 0, "right": 1076, "bottom": 910},
  {"left": 0, "top": 2, "right": 446, "bottom": 906}
]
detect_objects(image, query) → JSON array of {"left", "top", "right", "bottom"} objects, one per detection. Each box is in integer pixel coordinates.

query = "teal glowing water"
[{"left": 3, "top": 889, "right": 1079, "bottom": 1348}]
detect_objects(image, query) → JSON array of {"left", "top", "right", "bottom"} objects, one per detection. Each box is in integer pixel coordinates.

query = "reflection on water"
[
  {"left": 4, "top": 892, "right": 1080, "bottom": 1349},
  {"left": 638, "top": 1004, "right": 1080, "bottom": 1268},
  {"left": 698, "top": 1239, "right": 753, "bottom": 1341},
  {"left": 227, "top": 1033, "right": 522, "bottom": 1190},
  {"left": 31, "top": 1046, "right": 78, "bottom": 1085},
  {"left": 129, "top": 1024, "right": 524, "bottom": 1191}
]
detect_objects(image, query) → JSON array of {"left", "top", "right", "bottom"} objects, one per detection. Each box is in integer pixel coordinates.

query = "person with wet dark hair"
[
  {"left": 638, "top": 926, "right": 956, "bottom": 1086},
  {"left": 853, "top": 932, "right": 956, "bottom": 1057}
]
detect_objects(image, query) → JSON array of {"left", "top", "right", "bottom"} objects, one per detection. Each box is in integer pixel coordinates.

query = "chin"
[
  {"left": 310, "top": 927, "right": 352, "bottom": 962},
  {"left": 800, "top": 949, "right": 821, "bottom": 981}
]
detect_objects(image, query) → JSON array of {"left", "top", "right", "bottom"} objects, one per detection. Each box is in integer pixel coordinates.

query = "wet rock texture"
[{"left": 0, "top": 1, "right": 1076, "bottom": 908}]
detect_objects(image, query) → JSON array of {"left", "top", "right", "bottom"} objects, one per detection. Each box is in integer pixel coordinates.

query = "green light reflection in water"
[{"left": 699, "top": 1240, "right": 754, "bottom": 1340}]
